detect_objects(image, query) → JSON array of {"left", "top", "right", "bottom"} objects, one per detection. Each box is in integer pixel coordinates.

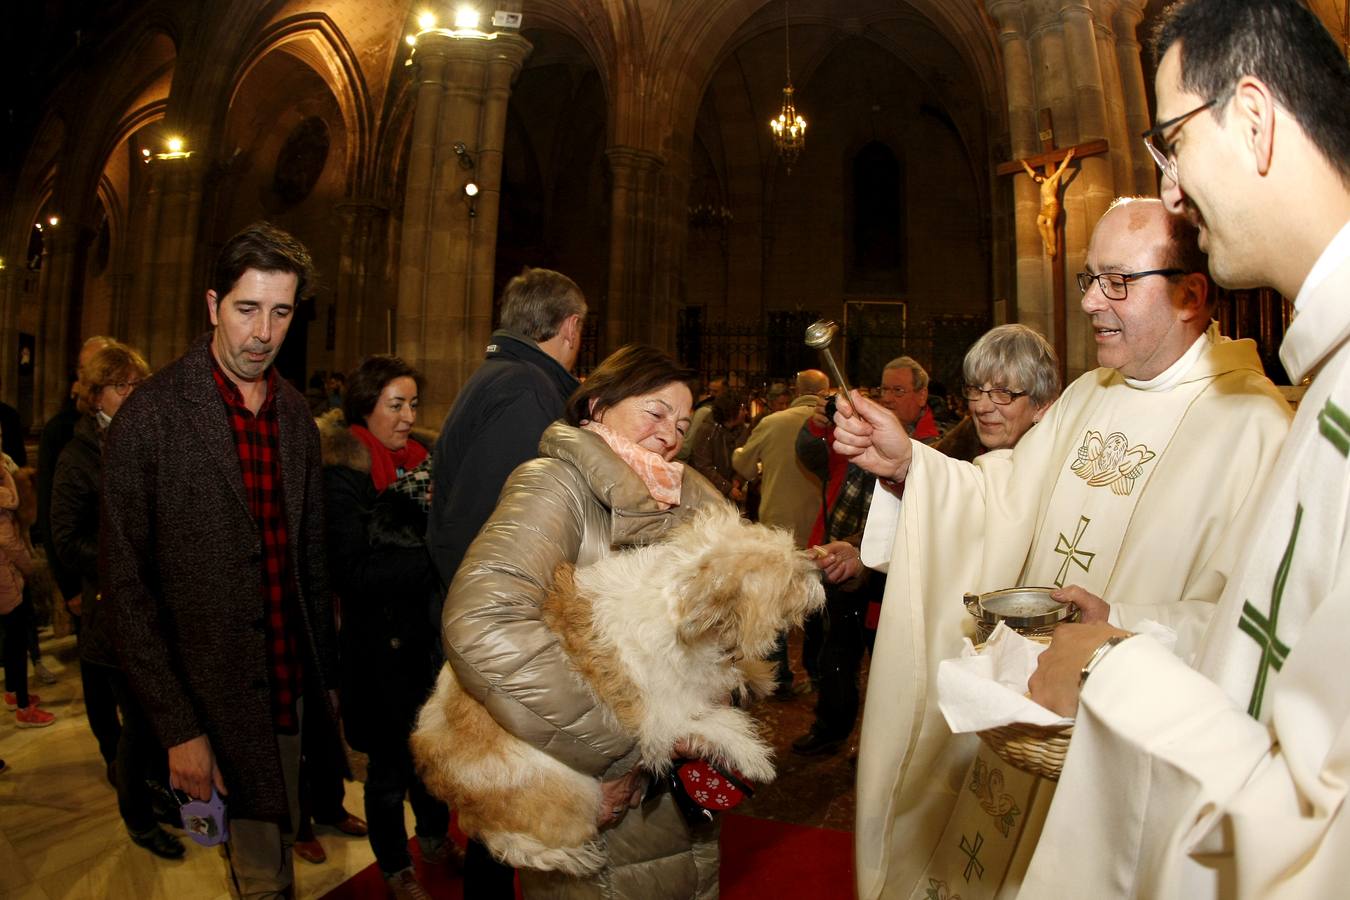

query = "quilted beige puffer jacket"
[{"left": 443, "top": 422, "right": 730, "bottom": 899}]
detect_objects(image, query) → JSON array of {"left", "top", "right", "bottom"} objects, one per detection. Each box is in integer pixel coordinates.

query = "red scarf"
[{"left": 349, "top": 424, "right": 428, "bottom": 493}]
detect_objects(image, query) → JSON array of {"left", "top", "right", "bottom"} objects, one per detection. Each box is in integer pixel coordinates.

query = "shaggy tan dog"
[{"left": 411, "top": 504, "right": 826, "bottom": 874}]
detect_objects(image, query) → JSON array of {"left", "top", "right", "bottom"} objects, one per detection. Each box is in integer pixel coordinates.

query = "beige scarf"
[{"left": 583, "top": 420, "right": 684, "bottom": 508}]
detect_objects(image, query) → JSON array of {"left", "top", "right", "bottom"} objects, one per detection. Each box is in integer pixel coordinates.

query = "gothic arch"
[
  {"left": 228, "top": 14, "right": 374, "bottom": 194},
  {"left": 5, "top": 114, "right": 66, "bottom": 268}
]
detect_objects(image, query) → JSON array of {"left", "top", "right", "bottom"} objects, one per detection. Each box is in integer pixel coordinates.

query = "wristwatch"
[{"left": 1079, "top": 634, "right": 1133, "bottom": 688}]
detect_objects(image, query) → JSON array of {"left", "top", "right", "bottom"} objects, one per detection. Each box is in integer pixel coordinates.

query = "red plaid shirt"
[{"left": 210, "top": 358, "right": 303, "bottom": 734}]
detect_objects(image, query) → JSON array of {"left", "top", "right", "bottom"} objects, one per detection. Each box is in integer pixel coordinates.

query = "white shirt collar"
[
  {"left": 1295, "top": 218, "right": 1350, "bottom": 311},
  {"left": 1122, "top": 325, "right": 1212, "bottom": 392},
  {"left": 1281, "top": 216, "right": 1350, "bottom": 381}
]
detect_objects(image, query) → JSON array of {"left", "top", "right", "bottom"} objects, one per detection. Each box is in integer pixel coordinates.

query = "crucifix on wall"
[{"left": 996, "top": 109, "right": 1108, "bottom": 384}]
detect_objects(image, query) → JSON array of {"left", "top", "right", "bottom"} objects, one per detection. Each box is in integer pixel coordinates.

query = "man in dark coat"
[
  {"left": 426, "top": 266, "right": 585, "bottom": 589},
  {"left": 425, "top": 266, "right": 585, "bottom": 897},
  {"left": 103, "top": 223, "right": 337, "bottom": 898}
]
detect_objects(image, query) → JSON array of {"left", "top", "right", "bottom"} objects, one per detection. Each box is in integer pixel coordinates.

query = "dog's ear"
[
  {"left": 675, "top": 558, "right": 741, "bottom": 647},
  {"left": 673, "top": 539, "right": 800, "bottom": 650}
]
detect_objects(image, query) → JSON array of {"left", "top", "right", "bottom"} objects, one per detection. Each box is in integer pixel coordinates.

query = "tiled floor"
[
  {"left": 0, "top": 633, "right": 379, "bottom": 900},
  {"left": 0, "top": 629, "right": 861, "bottom": 899}
]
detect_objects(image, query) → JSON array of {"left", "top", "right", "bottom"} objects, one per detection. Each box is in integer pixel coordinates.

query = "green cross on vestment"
[
  {"left": 1053, "top": 515, "right": 1095, "bottom": 587},
  {"left": 1240, "top": 504, "right": 1301, "bottom": 719},
  {"left": 959, "top": 832, "right": 985, "bottom": 882}
]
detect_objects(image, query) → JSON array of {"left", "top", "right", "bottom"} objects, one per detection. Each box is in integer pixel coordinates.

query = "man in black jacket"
[
  {"left": 425, "top": 266, "right": 584, "bottom": 897},
  {"left": 427, "top": 267, "right": 585, "bottom": 589}
]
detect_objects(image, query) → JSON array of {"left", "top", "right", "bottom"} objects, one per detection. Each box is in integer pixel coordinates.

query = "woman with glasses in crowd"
[
  {"left": 50, "top": 341, "right": 184, "bottom": 858},
  {"left": 935, "top": 323, "right": 1061, "bottom": 461}
]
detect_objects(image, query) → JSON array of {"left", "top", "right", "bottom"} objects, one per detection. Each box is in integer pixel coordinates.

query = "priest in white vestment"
[
  {"left": 836, "top": 198, "right": 1292, "bottom": 900},
  {"left": 1022, "top": 2, "right": 1350, "bottom": 896}
]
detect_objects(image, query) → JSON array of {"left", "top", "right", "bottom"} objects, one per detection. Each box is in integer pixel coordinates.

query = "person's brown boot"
[{"left": 294, "top": 838, "right": 327, "bottom": 864}]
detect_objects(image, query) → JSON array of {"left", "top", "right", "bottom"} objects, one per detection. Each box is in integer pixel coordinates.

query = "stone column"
[
  {"left": 1058, "top": 2, "right": 1116, "bottom": 223},
  {"left": 395, "top": 30, "right": 531, "bottom": 422},
  {"left": 0, "top": 259, "right": 15, "bottom": 406},
  {"left": 36, "top": 228, "right": 76, "bottom": 419},
  {"left": 1095, "top": 0, "right": 1137, "bottom": 199},
  {"left": 334, "top": 199, "right": 389, "bottom": 367},
  {"left": 124, "top": 153, "right": 204, "bottom": 369},
  {"left": 604, "top": 146, "right": 665, "bottom": 352},
  {"left": 1114, "top": 0, "right": 1156, "bottom": 196},
  {"left": 1057, "top": 0, "right": 1118, "bottom": 377},
  {"left": 649, "top": 149, "right": 693, "bottom": 355},
  {"left": 988, "top": 1, "right": 1049, "bottom": 336},
  {"left": 105, "top": 273, "right": 133, "bottom": 338}
]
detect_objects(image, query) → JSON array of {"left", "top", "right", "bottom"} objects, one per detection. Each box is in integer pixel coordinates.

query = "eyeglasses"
[
  {"left": 108, "top": 380, "right": 143, "bottom": 396},
  {"left": 878, "top": 386, "right": 918, "bottom": 397},
  {"left": 1076, "top": 268, "right": 1187, "bottom": 300},
  {"left": 961, "top": 385, "right": 1027, "bottom": 406},
  {"left": 1141, "top": 97, "right": 1219, "bottom": 183}
]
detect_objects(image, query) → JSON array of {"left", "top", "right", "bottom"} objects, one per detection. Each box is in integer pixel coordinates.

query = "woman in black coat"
[
  {"left": 319, "top": 355, "right": 454, "bottom": 896},
  {"left": 50, "top": 341, "right": 184, "bottom": 859}
]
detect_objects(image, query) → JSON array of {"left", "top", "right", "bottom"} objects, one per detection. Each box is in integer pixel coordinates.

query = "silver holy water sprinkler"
[{"left": 804, "top": 319, "right": 855, "bottom": 415}]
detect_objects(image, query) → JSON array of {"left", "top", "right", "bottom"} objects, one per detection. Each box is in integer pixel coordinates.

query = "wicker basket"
[
  {"left": 973, "top": 633, "right": 1072, "bottom": 781},
  {"left": 977, "top": 721, "right": 1072, "bottom": 781}
]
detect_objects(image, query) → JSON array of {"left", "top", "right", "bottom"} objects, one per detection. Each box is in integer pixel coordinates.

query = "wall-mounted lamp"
[
  {"left": 452, "top": 142, "right": 476, "bottom": 170},
  {"left": 454, "top": 6, "right": 481, "bottom": 30},
  {"left": 406, "top": 4, "right": 493, "bottom": 48},
  {"left": 454, "top": 143, "right": 480, "bottom": 216},
  {"left": 148, "top": 136, "right": 192, "bottom": 162}
]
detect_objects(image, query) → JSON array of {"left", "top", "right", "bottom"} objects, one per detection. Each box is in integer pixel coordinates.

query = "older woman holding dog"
[{"left": 436, "top": 344, "right": 738, "bottom": 898}]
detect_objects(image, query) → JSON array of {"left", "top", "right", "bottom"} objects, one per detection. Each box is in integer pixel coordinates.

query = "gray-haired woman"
[{"left": 938, "top": 323, "right": 1061, "bottom": 459}]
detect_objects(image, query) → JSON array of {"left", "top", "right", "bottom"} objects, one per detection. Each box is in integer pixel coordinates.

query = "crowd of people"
[{"left": 3, "top": 0, "right": 1349, "bottom": 898}]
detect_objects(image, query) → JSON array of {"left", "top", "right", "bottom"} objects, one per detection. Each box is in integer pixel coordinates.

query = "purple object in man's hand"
[{"left": 180, "top": 788, "right": 230, "bottom": 846}]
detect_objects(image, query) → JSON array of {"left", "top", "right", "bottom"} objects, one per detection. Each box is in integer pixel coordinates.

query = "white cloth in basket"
[{"left": 937, "top": 620, "right": 1178, "bottom": 732}]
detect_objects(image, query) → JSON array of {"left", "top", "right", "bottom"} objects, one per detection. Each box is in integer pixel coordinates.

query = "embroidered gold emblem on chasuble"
[{"left": 1069, "top": 430, "right": 1156, "bottom": 495}]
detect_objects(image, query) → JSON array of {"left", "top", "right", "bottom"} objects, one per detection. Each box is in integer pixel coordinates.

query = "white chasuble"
[
  {"left": 1022, "top": 240, "right": 1350, "bottom": 899},
  {"left": 854, "top": 328, "right": 1292, "bottom": 900}
]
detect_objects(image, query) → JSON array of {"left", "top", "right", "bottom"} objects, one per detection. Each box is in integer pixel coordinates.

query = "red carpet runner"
[{"left": 319, "top": 814, "right": 855, "bottom": 899}]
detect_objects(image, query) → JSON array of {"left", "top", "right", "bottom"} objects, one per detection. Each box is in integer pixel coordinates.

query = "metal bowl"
[{"left": 963, "top": 586, "right": 1078, "bottom": 642}]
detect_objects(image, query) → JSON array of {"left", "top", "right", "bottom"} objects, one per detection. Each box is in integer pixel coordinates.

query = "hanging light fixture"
[{"left": 769, "top": 0, "right": 806, "bottom": 172}]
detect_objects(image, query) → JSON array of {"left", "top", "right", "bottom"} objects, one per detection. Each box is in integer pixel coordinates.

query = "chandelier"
[{"left": 769, "top": 1, "right": 806, "bottom": 171}]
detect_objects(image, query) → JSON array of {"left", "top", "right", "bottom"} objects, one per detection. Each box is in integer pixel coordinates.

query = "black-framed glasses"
[
  {"left": 961, "top": 385, "right": 1027, "bottom": 406},
  {"left": 1076, "top": 268, "right": 1187, "bottom": 300},
  {"left": 108, "top": 380, "right": 143, "bottom": 396},
  {"left": 1141, "top": 97, "right": 1219, "bottom": 183}
]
